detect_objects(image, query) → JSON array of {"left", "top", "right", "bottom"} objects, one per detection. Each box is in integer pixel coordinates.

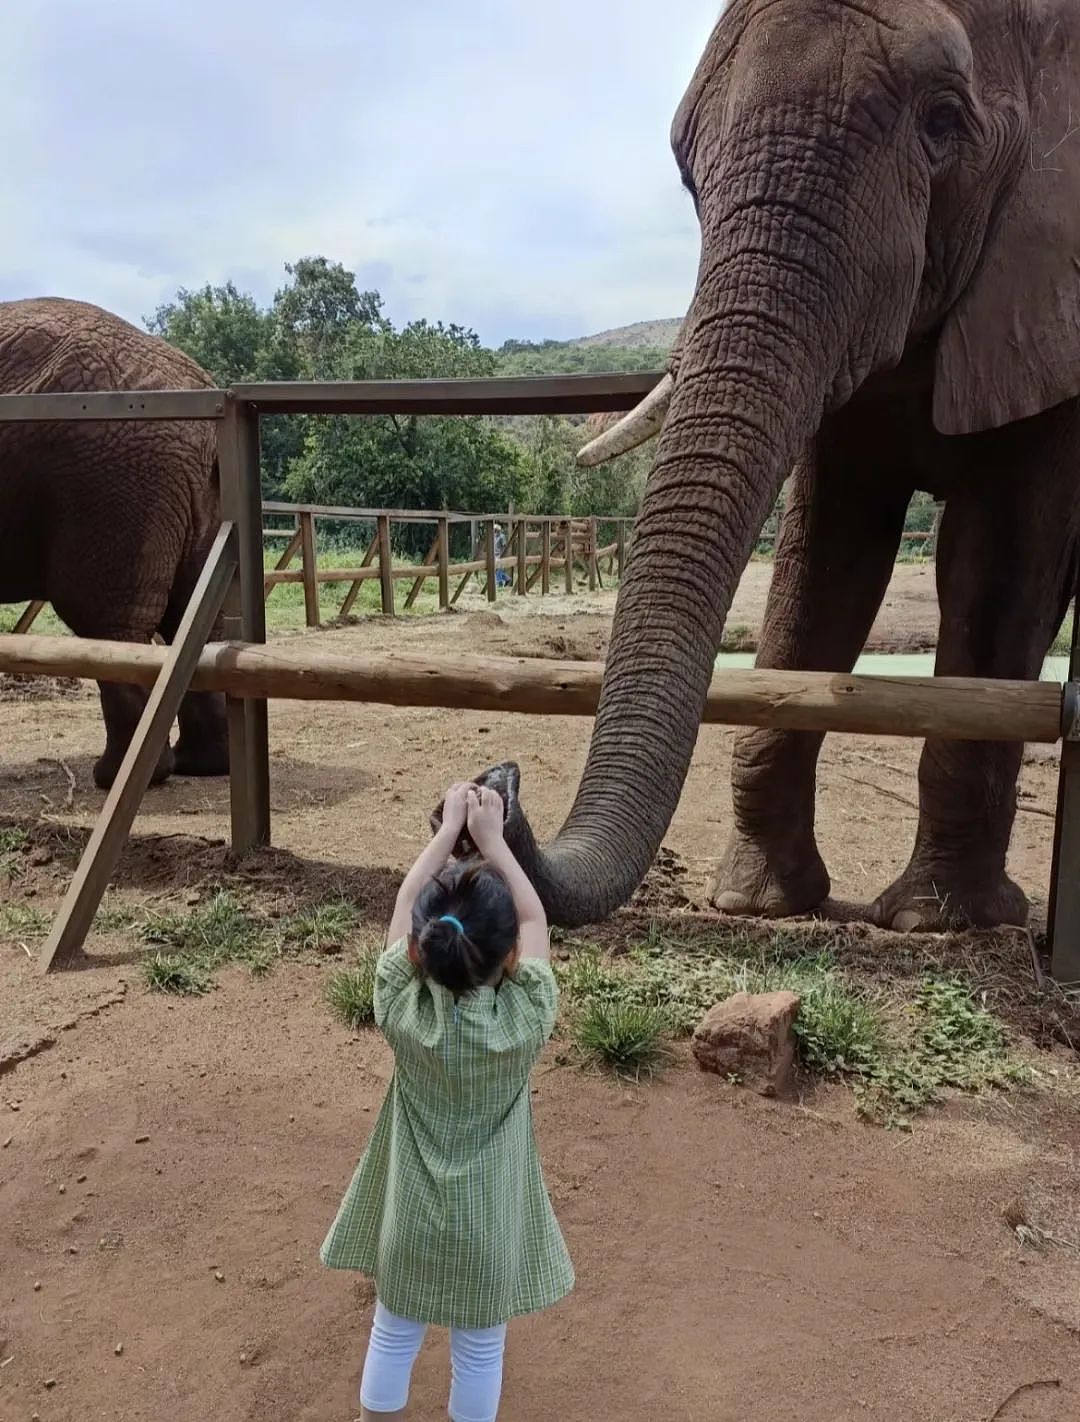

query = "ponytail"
[{"left": 411, "top": 861, "right": 518, "bottom": 993}]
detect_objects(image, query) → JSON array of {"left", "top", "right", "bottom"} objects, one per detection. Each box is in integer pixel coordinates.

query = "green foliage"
[
  {"left": 1052, "top": 613, "right": 1074, "bottom": 658},
  {"left": 571, "top": 998, "right": 675, "bottom": 1080},
  {"left": 0, "top": 902, "right": 50, "bottom": 938},
  {"left": 555, "top": 932, "right": 1031, "bottom": 1125},
  {"left": 326, "top": 952, "right": 380, "bottom": 1030},
  {"left": 136, "top": 891, "right": 368, "bottom": 993},
  {"left": 280, "top": 898, "right": 358, "bottom": 954},
  {"left": 496, "top": 337, "right": 670, "bottom": 378},
  {"left": 0, "top": 827, "right": 29, "bottom": 878}
]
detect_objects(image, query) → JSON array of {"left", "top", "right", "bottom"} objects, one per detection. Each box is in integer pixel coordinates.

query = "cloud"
[{"left": 0, "top": 1, "right": 718, "bottom": 343}]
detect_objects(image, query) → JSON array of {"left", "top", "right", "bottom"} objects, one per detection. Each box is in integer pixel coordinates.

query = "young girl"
[{"left": 321, "top": 782, "right": 574, "bottom": 1421}]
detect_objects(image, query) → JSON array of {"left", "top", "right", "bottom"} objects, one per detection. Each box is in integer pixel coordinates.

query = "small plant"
[
  {"left": 138, "top": 891, "right": 276, "bottom": 990},
  {"left": 0, "top": 827, "right": 30, "bottom": 879},
  {"left": 0, "top": 903, "right": 51, "bottom": 939},
  {"left": 572, "top": 999, "right": 675, "bottom": 1081},
  {"left": 281, "top": 898, "right": 358, "bottom": 954},
  {"left": 141, "top": 952, "right": 214, "bottom": 996},
  {"left": 93, "top": 898, "right": 139, "bottom": 933},
  {"left": 326, "top": 951, "right": 379, "bottom": 1030}
]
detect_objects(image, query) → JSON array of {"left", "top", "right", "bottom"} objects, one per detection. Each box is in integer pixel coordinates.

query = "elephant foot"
[
  {"left": 870, "top": 863, "right": 1029, "bottom": 933},
  {"left": 709, "top": 829, "right": 830, "bottom": 918},
  {"left": 93, "top": 741, "right": 175, "bottom": 791},
  {"left": 172, "top": 742, "right": 230, "bottom": 778}
]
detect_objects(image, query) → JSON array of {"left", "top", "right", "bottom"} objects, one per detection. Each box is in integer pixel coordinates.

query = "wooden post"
[
  {"left": 338, "top": 533, "right": 378, "bottom": 618},
  {"left": 264, "top": 526, "right": 303, "bottom": 600},
  {"left": 485, "top": 519, "right": 497, "bottom": 603},
  {"left": 219, "top": 398, "right": 271, "bottom": 856},
  {"left": 12, "top": 601, "right": 47, "bottom": 634},
  {"left": 588, "top": 517, "right": 598, "bottom": 592},
  {"left": 1049, "top": 600, "right": 1080, "bottom": 982},
  {"left": 437, "top": 518, "right": 450, "bottom": 611},
  {"left": 299, "top": 512, "right": 319, "bottom": 627},
  {"left": 516, "top": 520, "right": 527, "bottom": 597},
  {"left": 38, "top": 524, "right": 238, "bottom": 971},
  {"left": 377, "top": 515, "right": 395, "bottom": 615},
  {"left": 541, "top": 521, "right": 551, "bottom": 595},
  {"left": 563, "top": 521, "right": 573, "bottom": 594},
  {"left": 403, "top": 530, "right": 440, "bottom": 610},
  {"left": 616, "top": 521, "right": 627, "bottom": 579}
]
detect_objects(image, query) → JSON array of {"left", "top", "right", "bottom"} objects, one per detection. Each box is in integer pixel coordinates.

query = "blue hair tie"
[{"left": 439, "top": 915, "right": 465, "bottom": 935}]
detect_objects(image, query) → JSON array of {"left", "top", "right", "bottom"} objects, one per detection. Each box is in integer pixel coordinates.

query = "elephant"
[
  {"left": 0, "top": 297, "right": 229, "bottom": 789},
  {"left": 436, "top": 0, "right": 1080, "bottom": 934}
]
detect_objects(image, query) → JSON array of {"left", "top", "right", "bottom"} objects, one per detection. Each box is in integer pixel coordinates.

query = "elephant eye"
[{"left": 922, "top": 97, "right": 968, "bottom": 150}]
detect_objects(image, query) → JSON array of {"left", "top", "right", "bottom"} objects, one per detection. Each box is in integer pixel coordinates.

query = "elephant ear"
[{"left": 933, "top": 9, "right": 1080, "bottom": 437}]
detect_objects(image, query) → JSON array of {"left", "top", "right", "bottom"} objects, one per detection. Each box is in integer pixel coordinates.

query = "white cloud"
[{"left": 0, "top": 0, "right": 719, "bottom": 342}]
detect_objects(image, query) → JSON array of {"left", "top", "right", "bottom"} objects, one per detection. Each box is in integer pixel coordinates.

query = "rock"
[
  {"left": 134, "top": 1135, "right": 150, "bottom": 1145},
  {"left": 114, "top": 1343, "right": 123, "bottom": 1356},
  {"left": 692, "top": 991, "right": 801, "bottom": 1097},
  {"left": 28, "top": 847, "right": 53, "bottom": 867}
]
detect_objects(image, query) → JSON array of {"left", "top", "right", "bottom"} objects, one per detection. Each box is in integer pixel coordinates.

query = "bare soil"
[{"left": 2, "top": 560, "right": 1079, "bottom": 1422}]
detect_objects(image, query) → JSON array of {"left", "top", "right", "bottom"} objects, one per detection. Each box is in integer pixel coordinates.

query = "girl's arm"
[
  {"left": 468, "top": 787, "right": 550, "bottom": 962},
  {"left": 386, "top": 783, "right": 471, "bottom": 944}
]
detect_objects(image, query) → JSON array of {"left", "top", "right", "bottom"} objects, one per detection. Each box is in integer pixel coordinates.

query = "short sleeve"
[
  {"left": 500, "top": 958, "right": 559, "bottom": 1044},
  {"left": 374, "top": 938, "right": 417, "bottom": 1028}
]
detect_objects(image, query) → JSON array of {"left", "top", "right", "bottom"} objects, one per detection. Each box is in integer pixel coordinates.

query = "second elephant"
[{"left": 0, "top": 297, "right": 229, "bottom": 788}]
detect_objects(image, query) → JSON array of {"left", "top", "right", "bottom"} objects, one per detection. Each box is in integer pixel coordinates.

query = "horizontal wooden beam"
[
  {"left": 0, "top": 390, "right": 227, "bottom": 422},
  {"left": 0, "top": 635, "right": 1064, "bottom": 744},
  {"left": 235, "top": 373, "right": 663, "bottom": 416}
]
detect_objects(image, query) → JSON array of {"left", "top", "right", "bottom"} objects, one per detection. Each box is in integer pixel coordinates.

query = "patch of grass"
[
  {"left": 555, "top": 930, "right": 1031, "bottom": 1124},
  {"left": 280, "top": 898, "right": 358, "bottom": 954},
  {"left": 1052, "top": 613, "right": 1074, "bottom": 658},
  {"left": 0, "top": 827, "right": 30, "bottom": 878},
  {"left": 138, "top": 891, "right": 277, "bottom": 990},
  {"left": 93, "top": 898, "right": 140, "bottom": 933},
  {"left": 572, "top": 998, "right": 675, "bottom": 1081},
  {"left": 0, "top": 903, "right": 52, "bottom": 939},
  {"left": 326, "top": 950, "right": 379, "bottom": 1030},
  {"left": 142, "top": 952, "right": 215, "bottom": 996}
]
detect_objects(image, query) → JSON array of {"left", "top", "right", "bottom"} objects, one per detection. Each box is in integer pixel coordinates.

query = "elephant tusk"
[{"left": 576, "top": 373, "right": 675, "bottom": 467}]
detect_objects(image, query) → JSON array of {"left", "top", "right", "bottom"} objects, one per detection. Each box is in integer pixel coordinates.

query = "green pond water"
[{"left": 714, "top": 652, "right": 1071, "bottom": 682}]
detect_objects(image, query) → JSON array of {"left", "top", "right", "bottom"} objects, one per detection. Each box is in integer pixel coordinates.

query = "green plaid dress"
[{"left": 320, "top": 940, "right": 574, "bottom": 1329}]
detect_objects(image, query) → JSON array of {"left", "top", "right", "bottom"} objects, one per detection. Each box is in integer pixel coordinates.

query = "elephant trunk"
[{"left": 492, "top": 210, "right": 848, "bottom": 925}]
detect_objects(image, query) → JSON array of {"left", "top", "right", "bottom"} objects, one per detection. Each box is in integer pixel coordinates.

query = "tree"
[
  {"left": 145, "top": 281, "right": 281, "bottom": 384},
  {"left": 272, "top": 257, "right": 382, "bottom": 378},
  {"left": 284, "top": 318, "right": 525, "bottom": 551}
]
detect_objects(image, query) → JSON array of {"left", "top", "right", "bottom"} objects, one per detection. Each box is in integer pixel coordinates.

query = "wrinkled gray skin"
[
  {"left": 0, "top": 297, "right": 228, "bottom": 789},
  {"left": 436, "top": 0, "right": 1080, "bottom": 933}
]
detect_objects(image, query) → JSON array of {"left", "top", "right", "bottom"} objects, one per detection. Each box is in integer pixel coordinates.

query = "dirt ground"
[{"left": 2, "top": 560, "right": 1079, "bottom": 1422}]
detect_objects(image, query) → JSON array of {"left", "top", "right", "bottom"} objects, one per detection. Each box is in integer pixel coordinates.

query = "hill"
[
  {"left": 496, "top": 318, "right": 677, "bottom": 378},
  {"left": 573, "top": 317, "right": 681, "bottom": 350}
]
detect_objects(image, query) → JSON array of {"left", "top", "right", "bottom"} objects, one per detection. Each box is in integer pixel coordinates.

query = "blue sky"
[{"left": 2, "top": 2, "right": 720, "bottom": 345}]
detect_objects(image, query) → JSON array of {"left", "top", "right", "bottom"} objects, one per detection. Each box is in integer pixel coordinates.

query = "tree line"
[{"left": 147, "top": 257, "right": 665, "bottom": 549}]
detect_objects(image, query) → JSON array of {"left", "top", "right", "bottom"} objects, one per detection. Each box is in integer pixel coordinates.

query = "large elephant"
[
  {"left": 0, "top": 297, "right": 229, "bottom": 788},
  {"left": 441, "top": 0, "right": 1080, "bottom": 933}
]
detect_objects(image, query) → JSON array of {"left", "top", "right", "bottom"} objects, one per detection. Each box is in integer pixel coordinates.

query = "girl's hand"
[
  {"left": 467, "top": 785, "right": 505, "bottom": 852},
  {"left": 439, "top": 782, "right": 472, "bottom": 837}
]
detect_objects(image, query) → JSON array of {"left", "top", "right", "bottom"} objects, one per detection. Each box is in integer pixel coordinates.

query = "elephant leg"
[
  {"left": 173, "top": 692, "right": 229, "bottom": 777},
  {"left": 94, "top": 679, "right": 175, "bottom": 790},
  {"left": 872, "top": 449, "right": 1080, "bottom": 931},
  {"left": 711, "top": 442, "right": 912, "bottom": 916},
  {"left": 158, "top": 563, "right": 230, "bottom": 779}
]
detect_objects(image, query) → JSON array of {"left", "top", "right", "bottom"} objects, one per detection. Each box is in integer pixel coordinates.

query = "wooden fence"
[
  {"left": 0, "top": 372, "right": 1074, "bottom": 985},
  {"left": 260, "top": 504, "right": 631, "bottom": 625},
  {"left": 8, "top": 508, "right": 938, "bottom": 635}
]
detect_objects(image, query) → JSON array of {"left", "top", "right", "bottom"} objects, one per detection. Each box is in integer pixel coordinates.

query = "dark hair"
[{"left": 411, "top": 860, "right": 518, "bottom": 994}]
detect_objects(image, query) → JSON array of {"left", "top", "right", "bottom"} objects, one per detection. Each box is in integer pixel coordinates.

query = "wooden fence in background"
[
  {"left": 259, "top": 504, "right": 630, "bottom": 625},
  {"left": 8, "top": 502, "right": 939, "bottom": 635}
]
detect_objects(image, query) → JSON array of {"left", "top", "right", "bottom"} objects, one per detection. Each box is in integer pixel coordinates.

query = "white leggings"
[{"left": 360, "top": 1300, "right": 507, "bottom": 1422}]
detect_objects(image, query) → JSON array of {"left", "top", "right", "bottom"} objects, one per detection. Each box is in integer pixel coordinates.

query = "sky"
[{"left": 1, "top": 2, "right": 721, "bottom": 346}]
